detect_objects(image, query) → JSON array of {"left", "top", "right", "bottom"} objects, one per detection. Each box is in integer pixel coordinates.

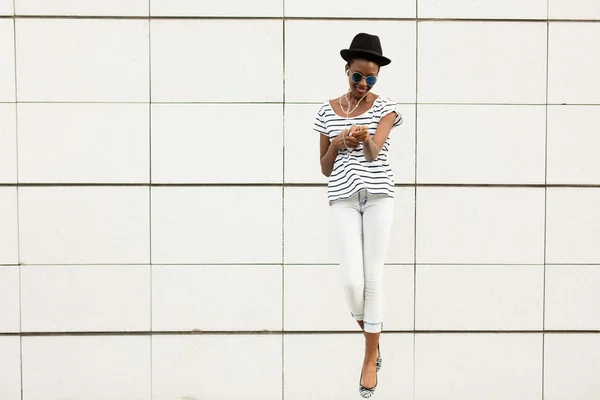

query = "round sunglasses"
[{"left": 350, "top": 71, "right": 378, "bottom": 87}]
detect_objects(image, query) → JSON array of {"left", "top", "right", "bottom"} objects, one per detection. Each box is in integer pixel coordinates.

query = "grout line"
[
  {"left": 7, "top": 262, "right": 564, "bottom": 267},
  {"left": 4, "top": 100, "right": 600, "bottom": 106},
  {"left": 281, "top": 12, "right": 286, "bottom": 400},
  {"left": 12, "top": 13, "right": 24, "bottom": 400},
  {"left": 413, "top": 14, "right": 419, "bottom": 398},
  {"left": 3, "top": 14, "right": 599, "bottom": 22},
  {"left": 9, "top": 101, "right": 600, "bottom": 106},
  {"left": 541, "top": 16, "right": 550, "bottom": 400},
  {"left": 2, "top": 330, "right": 598, "bottom": 337},
  {"left": 147, "top": 6, "right": 153, "bottom": 399},
  {"left": 2, "top": 183, "right": 600, "bottom": 189}
]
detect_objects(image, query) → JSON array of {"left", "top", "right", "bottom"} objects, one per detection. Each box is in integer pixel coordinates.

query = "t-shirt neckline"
[{"left": 328, "top": 95, "right": 380, "bottom": 119}]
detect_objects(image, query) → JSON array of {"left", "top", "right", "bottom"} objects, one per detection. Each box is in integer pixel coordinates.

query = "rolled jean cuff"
[
  {"left": 351, "top": 312, "right": 364, "bottom": 321},
  {"left": 364, "top": 320, "right": 383, "bottom": 333}
]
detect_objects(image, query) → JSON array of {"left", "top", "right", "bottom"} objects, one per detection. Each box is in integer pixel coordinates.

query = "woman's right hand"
[{"left": 332, "top": 129, "right": 359, "bottom": 150}]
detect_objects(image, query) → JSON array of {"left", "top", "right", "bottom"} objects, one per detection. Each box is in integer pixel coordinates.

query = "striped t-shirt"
[{"left": 314, "top": 96, "right": 403, "bottom": 203}]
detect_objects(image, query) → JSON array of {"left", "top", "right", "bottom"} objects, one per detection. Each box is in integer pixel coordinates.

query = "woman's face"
[{"left": 346, "top": 59, "right": 380, "bottom": 98}]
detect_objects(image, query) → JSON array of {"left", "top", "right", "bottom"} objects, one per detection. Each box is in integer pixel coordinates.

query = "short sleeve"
[
  {"left": 380, "top": 98, "right": 403, "bottom": 128},
  {"left": 314, "top": 105, "right": 328, "bottom": 136}
]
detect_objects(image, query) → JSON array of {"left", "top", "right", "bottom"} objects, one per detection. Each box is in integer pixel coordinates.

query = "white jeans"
[{"left": 330, "top": 190, "right": 394, "bottom": 333}]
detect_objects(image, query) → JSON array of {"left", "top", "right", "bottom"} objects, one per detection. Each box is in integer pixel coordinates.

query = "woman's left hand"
[{"left": 350, "top": 126, "right": 369, "bottom": 143}]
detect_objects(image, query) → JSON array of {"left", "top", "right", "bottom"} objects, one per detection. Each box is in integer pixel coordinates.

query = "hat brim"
[{"left": 340, "top": 49, "right": 391, "bottom": 66}]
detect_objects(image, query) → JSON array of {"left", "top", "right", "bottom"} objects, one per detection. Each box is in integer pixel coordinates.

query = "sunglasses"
[{"left": 350, "top": 71, "right": 378, "bottom": 87}]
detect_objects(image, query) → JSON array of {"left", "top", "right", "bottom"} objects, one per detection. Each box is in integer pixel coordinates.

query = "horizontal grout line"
[
  {"left": 2, "top": 183, "right": 600, "bottom": 188},
  {"left": 2, "top": 101, "right": 600, "bottom": 106},
  {"left": 8, "top": 263, "right": 599, "bottom": 268},
  {"left": 1, "top": 15, "right": 599, "bottom": 23},
  {"left": 7, "top": 263, "right": 598, "bottom": 267},
  {"left": 2, "top": 330, "right": 600, "bottom": 337}
]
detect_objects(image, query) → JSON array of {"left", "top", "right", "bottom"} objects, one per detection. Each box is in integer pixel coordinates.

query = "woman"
[{"left": 314, "top": 32, "right": 402, "bottom": 397}]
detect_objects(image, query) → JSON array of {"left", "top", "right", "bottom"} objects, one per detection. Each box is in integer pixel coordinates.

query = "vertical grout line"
[
  {"left": 413, "top": 2, "right": 419, "bottom": 395},
  {"left": 281, "top": 5, "right": 286, "bottom": 399},
  {"left": 541, "top": 11, "right": 550, "bottom": 400},
  {"left": 147, "top": 1, "right": 153, "bottom": 398},
  {"left": 12, "top": 10, "right": 24, "bottom": 400}
]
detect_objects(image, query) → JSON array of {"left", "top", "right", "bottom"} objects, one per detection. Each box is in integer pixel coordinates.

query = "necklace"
[
  {"left": 339, "top": 90, "right": 369, "bottom": 152},
  {"left": 339, "top": 90, "right": 368, "bottom": 116}
]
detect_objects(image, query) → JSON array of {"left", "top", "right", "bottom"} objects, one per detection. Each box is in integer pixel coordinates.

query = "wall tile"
[
  {"left": 151, "top": 0, "right": 282, "bottom": 16},
  {"left": 15, "top": 0, "right": 148, "bottom": 16},
  {"left": 284, "top": 187, "right": 415, "bottom": 264},
  {"left": 416, "top": 334, "right": 542, "bottom": 400},
  {"left": 22, "top": 336, "right": 151, "bottom": 400},
  {"left": 151, "top": 20, "right": 283, "bottom": 102},
  {"left": 285, "top": 334, "right": 414, "bottom": 400},
  {"left": 285, "top": 21, "right": 416, "bottom": 103},
  {"left": 152, "top": 335, "right": 281, "bottom": 400},
  {"left": 546, "top": 266, "right": 600, "bottom": 330},
  {"left": 416, "top": 187, "right": 545, "bottom": 264},
  {"left": 0, "top": 0, "right": 13, "bottom": 15},
  {"left": 547, "top": 106, "right": 600, "bottom": 184},
  {"left": 419, "top": 0, "right": 546, "bottom": 19},
  {"left": 416, "top": 265, "right": 543, "bottom": 330},
  {"left": 152, "top": 187, "right": 282, "bottom": 264},
  {"left": 284, "top": 265, "right": 414, "bottom": 331},
  {"left": 549, "top": 23, "right": 600, "bottom": 104},
  {"left": 152, "top": 104, "right": 282, "bottom": 183},
  {"left": 549, "top": 0, "right": 600, "bottom": 20},
  {"left": 419, "top": 22, "right": 547, "bottom": 104},
  {"left": 0, "top": 337, "right": 21, "bottom": 400},
  {"left": 417, "top": 105, "right": 546, "bottom": 184},
  {"left": 19, "top": 187, "right": 150, "bottom": 265},
  {"left": 0, "top": 187, "right": 18, "bottom": 265},
  {"left": 0, "top": 19, "right": 15, "bottom": 101},
  {"left": 18, "top": 103, "right": 149, "bottom": 183},
  {"left": 0, "top": 266, "right": 19, "bottom": 332},
  {"left": 546, "top": 188, "right": 600, "bottom": 264},
  {"left": 21, "top": 265, "right": 150, "bottom": 332},
  {"left": 544, "top": 334, "right": 600, "bottom": 400},
  {"left": 16, "top": 19, "right": 149, "bottom": 102},
  {"left": 0, "top": 104, "right": 16, "bottom": 183},
  {"left": 152, "top": 265, "right": 281, "bottom": 331},
  {"left": 285, "top": 0, "right": 415, "bottom": 18}
]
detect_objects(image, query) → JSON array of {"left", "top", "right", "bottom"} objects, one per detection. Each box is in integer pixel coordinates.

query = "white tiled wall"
[
  {"left": 0, "top": 266, "right": 20, "bottom": 332},
  {"left": 418, "top": 22, "right": 547, "bottom": 104},
  {"left": 0, "top": 337, "right": 21, "bottom": 399},
  {"left": 0, "top": 19, "right": 15, "bottom": 101},
  {"left": 548, "top": 23, "right": 600, "bottom": 104},
  {"left": 18, "top": 103, "right": 150, "bottom": 183},
  {"left": 15, "top": 0, "right": 149, "bottom": 16},
  {"left": 415, "top": 334, "right": 543, "bottom": 400},
  {"left": 21, "top": 336, "right": 151, "bottom": 399},
  {"left": 16, "top": 19, "right": 149, "bottom": 102},
  {"left": 0, "top": 104, "right": 17, "bottom": 183},
  {"left": 1, "top": 1, "right": 599, "bottom": 398},
  {"left": 0, "top": 0, "right": 13, "bottom": 15},
  {"left": 419, "top": 0, "right": 547, "bottom": 19},
  {"left": 152, "top": 335, "right": 282, "bottom": 400}
]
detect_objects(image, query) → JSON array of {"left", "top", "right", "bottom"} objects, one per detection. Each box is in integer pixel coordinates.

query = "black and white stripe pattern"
[{"left": 314, "top": 96, "right": 403, "bottom": 203}]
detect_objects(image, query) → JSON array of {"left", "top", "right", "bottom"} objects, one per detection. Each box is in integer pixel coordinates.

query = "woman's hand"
[
  {"left": 332, "top": 129, "right": 359, "bottom": 150},
  {"left": 350, "top": 125, "right": 369, "bottom": 143}
]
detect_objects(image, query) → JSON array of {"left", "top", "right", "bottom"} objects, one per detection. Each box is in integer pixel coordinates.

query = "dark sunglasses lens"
[
  {"left": 351, "top": 72, "right": 363, "bottom": 83},
  {"left": 366, "top": 76, "right": 377, "bottom": 86}
]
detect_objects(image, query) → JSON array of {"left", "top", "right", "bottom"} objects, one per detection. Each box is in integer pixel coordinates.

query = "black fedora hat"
[{"left": 340, "top": 32, "right": 391, "bottom": 66}]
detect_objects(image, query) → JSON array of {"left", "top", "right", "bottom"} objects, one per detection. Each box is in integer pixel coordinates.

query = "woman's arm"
[
  {"left": 361, "top": 112, "right": 396, "bottom": 162},
  {"left": 320, "top": 130, "right": 358, "bottom": 177}
]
